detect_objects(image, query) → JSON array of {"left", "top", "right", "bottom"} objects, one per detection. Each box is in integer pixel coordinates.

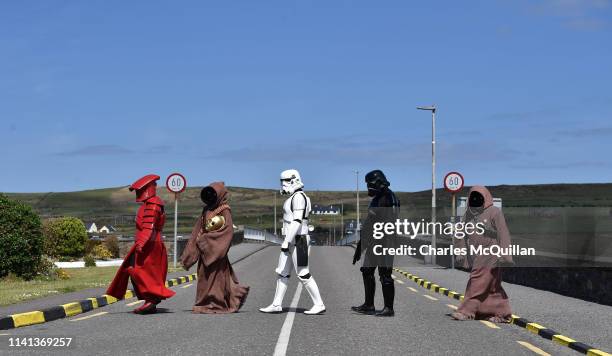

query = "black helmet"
[{"left": 365, "top": 170, "right": 390, "bottom": 197}]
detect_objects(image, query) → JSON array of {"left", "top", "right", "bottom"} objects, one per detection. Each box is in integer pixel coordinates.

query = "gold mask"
[{"left": 205, "top": 215, "right": 226, "bottom": 232}]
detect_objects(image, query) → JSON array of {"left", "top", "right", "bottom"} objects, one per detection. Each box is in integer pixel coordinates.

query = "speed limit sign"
[
  {"left": 444, "top": 172, "right": 464, "bottom": 193},
  {"left": 166, "top": 173, "right": 187, "bottom": 194}
]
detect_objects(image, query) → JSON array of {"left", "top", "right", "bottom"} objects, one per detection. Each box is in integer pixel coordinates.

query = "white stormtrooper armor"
[{"left": 260, "top": 169, "right": 326, "bottom": 315}]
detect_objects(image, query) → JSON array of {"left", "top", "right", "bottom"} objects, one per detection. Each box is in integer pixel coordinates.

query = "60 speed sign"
[
  {"left": 166, "top": 173, "right": 187, "bottom": 194},
  {"left": 444, "top": 172, "right": 464, "bottom": 193}
]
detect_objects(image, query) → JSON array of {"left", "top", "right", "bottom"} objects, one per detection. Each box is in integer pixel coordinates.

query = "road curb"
[
  {"left": 0, "top": 243, "right": 269, "bottom": 331},
  {"left": 0, "top": 273, "right": 197, "bottom": 331},
  {"left": 392, "top": 268, "right": 611, "bottom": 356}
]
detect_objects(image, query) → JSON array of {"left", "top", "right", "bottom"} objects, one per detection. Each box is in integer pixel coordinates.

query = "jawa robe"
[
  {"left": 455, "top": 185, "right": 512, "bottom": 320},
  {"left": 181, "top": 182, "right": 249, "bottom": 313},
  {"left": 106, "top": 196, "right": 176, "bottom": 302}
]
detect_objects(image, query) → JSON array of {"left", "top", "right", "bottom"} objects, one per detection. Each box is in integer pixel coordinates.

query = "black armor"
[{"left": 352, "top": 170, "right": 399, "bottom": 317}]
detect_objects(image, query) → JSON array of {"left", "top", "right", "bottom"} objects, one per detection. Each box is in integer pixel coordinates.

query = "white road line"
[
  {"left": 446, "top": 304, "right": 458, "bottom": 310},
  {"left": 70, "top": 311, "right": 108, "bottom": 322},
  {"left": 126, "top": 300, "right": 144, "bottom": 307},
  {"left": 408, "top": 287, "right": 418, "bottom": 293},
  {"left": 423, "top": 295, "right": 438, "bottom": 301},
  {"left": 181, "top": 283, "right": 193, "bottom": 289},
  {"left": 273, "top": 283, "right": 303, "bottom": 356}
]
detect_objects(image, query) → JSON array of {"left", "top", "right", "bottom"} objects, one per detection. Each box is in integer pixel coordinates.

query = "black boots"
[
  {"left": 376, "top": 280, "right": 395, "bottom": 317},
  {"left": 352, "top": 271, "right": 376, "bottom": 314}
]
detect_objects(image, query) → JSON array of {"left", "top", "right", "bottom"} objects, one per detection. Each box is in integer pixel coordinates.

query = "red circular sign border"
[
  {"left": 166, "top": 173, "right": 187, "bottom": 194},
  {"left": 443, "top": 171, "right": 464, "bottom": 193}
]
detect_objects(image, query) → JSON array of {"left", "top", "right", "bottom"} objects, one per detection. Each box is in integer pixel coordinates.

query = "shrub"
[
  {"left": 0, "top": 194, "right": 44, "bottom": 279},
  {"left": 92, "top": 244, "right": 113, "bottom": 260},
  {"left": 43, "top": 217, "right": 88, "bottom": 258},
  {"left": 56, "top": 268, "right": 71, "bottom": 280},
  {"left": 84, "top": 255, "right": 96, "bottom": 267},
  {"left": 103, "top": 236, "right": 120, "bottom": 258},
  {"left": 84, "top": 238, "right": 102, "bottom": 255}
]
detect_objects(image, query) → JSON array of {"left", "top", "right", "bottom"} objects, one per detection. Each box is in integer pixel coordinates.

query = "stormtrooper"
[{"left": 259, "top": 169, "right": 326, "bottom": 315}]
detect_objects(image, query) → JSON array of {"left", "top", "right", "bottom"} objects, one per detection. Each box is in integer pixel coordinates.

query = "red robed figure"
[{"left": 106, "top": 174, "right": 175, "bottom": 313}]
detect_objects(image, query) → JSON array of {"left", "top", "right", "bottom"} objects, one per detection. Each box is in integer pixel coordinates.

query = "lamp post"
[
  {"left": 354, "top": 170, "right": 360, "bottom": 235},
  {"left": 417, "top": 105, "right": 437, "bottom": 265}
]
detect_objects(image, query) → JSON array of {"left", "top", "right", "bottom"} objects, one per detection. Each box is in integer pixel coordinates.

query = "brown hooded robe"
[
  {"left": 455, "top": 185, "right": 512, "bottom": 320},
  {"left": 180, "top": 182, "right": 249, "bottom": 313}
]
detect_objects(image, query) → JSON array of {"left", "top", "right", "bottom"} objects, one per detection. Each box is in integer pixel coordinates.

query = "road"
[{"left": 1, "top": 244, "right": 610, "bottom": 355}]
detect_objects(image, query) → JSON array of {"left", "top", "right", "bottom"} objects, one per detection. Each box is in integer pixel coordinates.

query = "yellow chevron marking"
[
  {"left": 552, "top": 335, "right": 576, "bottom": 347},
  {"left": 587, "top": 349, "right": 612, "bottom": 356},
  {"left": 124, "top": 290, "right": 134, "bottom": 299},
  {"left": 70, "top": 312, "right": 108, "bottom": 322},
  {"left": 87, "top": 298, "right": 99, "bottom": 309},
  {"left": 104, "top": 295, "right": 118, "bottom": 304},
  {"left": 526, "top": 323, "right": 546, "bottom": 335},
  {"left": 62, "top": 302, "right": 83, "bottom": 317},
  {"left": 516, "top": 341, "right": 551, "bottom": 356},
  {"left": 12, "top": 311, "right": 45, "bottom": 327}
]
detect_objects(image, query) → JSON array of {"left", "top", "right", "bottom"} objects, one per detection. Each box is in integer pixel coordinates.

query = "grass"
[{"left": 0, "top": 266, "right": 186, "bottom": 307}]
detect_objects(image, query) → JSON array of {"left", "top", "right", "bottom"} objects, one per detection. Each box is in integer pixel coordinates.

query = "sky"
[{"left": 1, "top": 0, "right": 611, "bottom": 193}]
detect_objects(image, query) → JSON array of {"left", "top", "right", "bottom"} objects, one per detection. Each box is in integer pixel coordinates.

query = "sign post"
[
  {"left": 166, "top": 173, "right": 187, "bottom": 268},
  {"left": 444, "top": 171, "right": 464, "bottom": 270}
]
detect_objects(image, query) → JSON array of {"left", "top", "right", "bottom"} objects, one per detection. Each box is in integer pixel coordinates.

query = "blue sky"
[{"left": 1, "top": 0, "right": 611, "bottom": 192}]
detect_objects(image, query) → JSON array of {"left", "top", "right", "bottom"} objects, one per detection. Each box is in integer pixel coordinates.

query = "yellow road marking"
[
  {"left": 126, "top": 300, "right": 144, "bottom": 307},
  {"left": 70, "top": 312, "right": 108, "bottom": 322},
  {"left": 446, "top": 304, "right": 458, "bottom": 310},
  {"left": 480, "top": 320, "right": 501, "bottom": 329},
  {"left": 587, "top": 350, "right": 612, "bottom": 356},
  {"left": 423, "top": 295, "right": 438, "bottom": 301},
  {"left": 394, "top": 279, "right": 404, "bottom": 284},
  {"left": 181, "top": 283, "right": 193, "bottom": 288},
  {"left": 516, "top": 341, "right": 551, "bottom": 356},
  {"left": 407, "top": 287, "right": 418, "bottom": 293}
]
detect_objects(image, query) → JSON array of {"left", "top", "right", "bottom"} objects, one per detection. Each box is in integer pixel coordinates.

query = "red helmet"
[{"left": 130, "top": 174, "right": 160, "bottom": 202}]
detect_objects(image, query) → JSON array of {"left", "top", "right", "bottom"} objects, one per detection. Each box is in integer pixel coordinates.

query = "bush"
[
  {"left": 0, "top": 194, "right": 44, "bottom": 279},
  {"left": 84, "top": 238, "right": 101, "bottom": 255},
  {"left": 92, "top": 244, "right": 113, "bottom": 260},
  {"left": 84, "top": 255, "right": 96, "bottom": 267},
  {"left": 43, "top": 217, "right": 88, "bottom": 258},
  {"left": 103, "top": 236, "right": 120, "bottom": 258}
]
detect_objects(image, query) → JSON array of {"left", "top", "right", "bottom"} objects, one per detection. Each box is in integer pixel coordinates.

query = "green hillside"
[{"left": 4, "top": 183, "right": 612, "bottom": 235}]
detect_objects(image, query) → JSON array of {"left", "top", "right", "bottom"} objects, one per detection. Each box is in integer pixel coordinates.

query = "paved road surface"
[{"left": 2, "top": 245, "right": 610, "bottom": 355}]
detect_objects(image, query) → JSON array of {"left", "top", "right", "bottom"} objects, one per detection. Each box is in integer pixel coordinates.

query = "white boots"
[
  {"left": 259, "top": 276, "right": 325, "bottom": 315},
  {"left": 303, "top": 277, "right": 326, "bottom": 315},
  {"left": 259, "top": 276, "right": 288, "bottom": 313}
]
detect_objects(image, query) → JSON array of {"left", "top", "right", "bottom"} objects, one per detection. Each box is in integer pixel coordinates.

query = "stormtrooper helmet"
[{"left": 280, "top": 169, "right": 304, "bottom": 195}]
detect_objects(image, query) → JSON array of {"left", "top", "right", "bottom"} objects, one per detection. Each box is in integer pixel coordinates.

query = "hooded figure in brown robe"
[
  {"left": 180, "top": 182, "right": 249, "bottom": 313},
  {"left": 451, "top": 185, "right": 513, "bottom": 323}
]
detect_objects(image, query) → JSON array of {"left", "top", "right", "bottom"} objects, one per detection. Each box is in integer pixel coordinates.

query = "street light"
[
  {"left": 417, "top": 105, "right": 437, "bottom": 265},
  {"left": 354, "top": 170, "right": 360, "bottom": 235}
]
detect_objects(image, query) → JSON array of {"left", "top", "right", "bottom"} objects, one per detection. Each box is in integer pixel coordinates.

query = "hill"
[{"left": 4, "top": 183, "right": 612, "bottom": 235}]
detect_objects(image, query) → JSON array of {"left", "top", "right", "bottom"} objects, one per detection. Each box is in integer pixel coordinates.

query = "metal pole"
[
  {"left": 173, "top": 193, "right": 178, "bottom": 268},
  {"left": 341, "top": 203, "right": 344, "bottom": 241},
  {"left": 355, "top": 170, "right": 360, "bottom": 233},
  {"left": 431, "top": 108, "right": 437, "bottom": 265},
  {"left": 451, "top": 193, "right": 456, "bottom": 270}
]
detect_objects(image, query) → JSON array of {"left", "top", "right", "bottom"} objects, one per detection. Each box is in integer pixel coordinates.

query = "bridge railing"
[{"left": 243, "top": 226, "right": 283, "bottom": 244}]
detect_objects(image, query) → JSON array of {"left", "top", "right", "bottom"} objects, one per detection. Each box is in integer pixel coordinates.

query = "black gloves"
[{"left": 352, "top": 240, "right": 361, "bottom": 265}]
